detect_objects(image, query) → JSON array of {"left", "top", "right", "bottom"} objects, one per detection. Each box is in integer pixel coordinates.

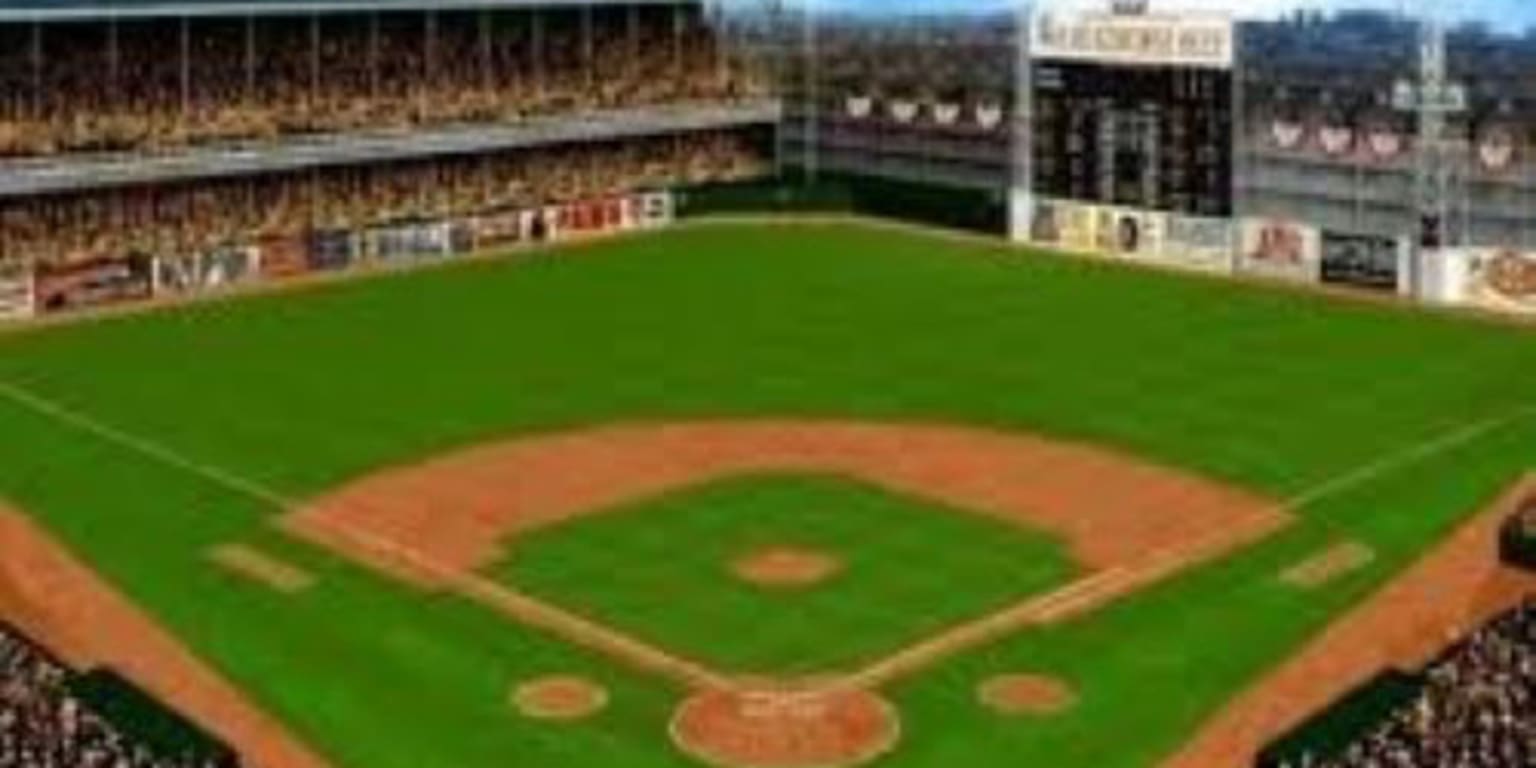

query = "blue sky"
[{"left": 805, "top": 0, "right": 1536, "bottom": 33}]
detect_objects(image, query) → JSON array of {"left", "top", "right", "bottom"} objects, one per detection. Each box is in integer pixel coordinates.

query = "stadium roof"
[{"left": 0, "top": 0, "right": 694, "bottom": 23}]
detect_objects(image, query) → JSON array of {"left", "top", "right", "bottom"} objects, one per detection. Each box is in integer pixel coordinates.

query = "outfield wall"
[
  {"left": 679, "top": 172, "right": 1009, "bottom": 235},
  {"left": 4, "top": 191, "right": 674, "bottom": 321}
]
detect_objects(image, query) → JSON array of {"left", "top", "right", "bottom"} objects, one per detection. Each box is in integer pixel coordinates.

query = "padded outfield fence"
[{"left": 675, "top": 172, "right": 1010, "bottom": 235}]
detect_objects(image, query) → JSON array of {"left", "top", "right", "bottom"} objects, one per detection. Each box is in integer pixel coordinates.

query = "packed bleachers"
[
  {"left": 1, "top": 624, "right": 229, "bottom": 768},
  {"left": 0, "top": 129, "right": 764, "bottom": 272},
  {"left": 0, "top": 5, "right": 770, "bottom": 158},
  {"left": 1281, "top": 600, "right": 1536, "bottom": 768}
]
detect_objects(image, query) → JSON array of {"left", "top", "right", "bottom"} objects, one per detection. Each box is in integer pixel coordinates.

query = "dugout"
[
  {"left": 1254, "top": 669, "right": 1425, "bottom": 768},
  {"left": 1499, "top": 496, "right": 1536, "bottom": 571},
  {"left": 69, "top": 668, "right": 241, "bottom": 767}
]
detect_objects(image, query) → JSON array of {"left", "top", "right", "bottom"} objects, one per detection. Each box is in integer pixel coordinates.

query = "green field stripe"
[{"left": 2, "top": 221, "right": 1534, "bottom": 767}]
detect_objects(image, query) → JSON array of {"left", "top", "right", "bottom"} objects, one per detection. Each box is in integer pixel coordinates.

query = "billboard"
[
  {"left": 153, "top": 246, "right": 262, "bottom": 297},
  {"left": 0, "top": 264, "right": 33, "bottom": 321},
  {"left": 1031, "top": 10, "right": 1235, "bottom": 69},
  {"left": 1320, "top": 232, "right": 1403, "bottom": 293},
  {"left": 257, "top": 236, "right": 310, "bottom": 280},
  {"left": 1161, "top": 214, "right": 1235, "bottom": 273},
  {"left": 1029, "top": 199, "right": 1099, "bottom": 253},
  {"left": 1094, "top": 206, "right": 1167, "bottom": 259},
  {"left": 1426, "top": 248, "right": 1536, "bottom": 315},
  {"left": 308, "top": 229, "right": 360, "bottom": 272},
  {"left": 1238, "top": 218, "right": 1322, "bottom": 282},
  {"left": 1017, "top": 195, "right": 1233, "bottom": 271},
  {"left": 34, "top": 254, "right": 154, "bottom": 314}
]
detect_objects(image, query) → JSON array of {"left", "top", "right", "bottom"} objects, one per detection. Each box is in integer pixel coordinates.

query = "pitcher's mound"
[
  {"left": 672, "top": 681, "right": 899, "bottom": 768},
  {"left": 978, "top": 674, "right": 1076, "bottom": 716},
  {"left": 731, "top": 547, "right": 843, "bottom": 589},
  {"left": 512, "top": 676, "right": 608, "bottom": 721}
]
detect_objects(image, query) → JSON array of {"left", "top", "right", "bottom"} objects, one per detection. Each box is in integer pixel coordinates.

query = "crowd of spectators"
[
  {"left": 0, "top": 130, "right": 766, "bottom": 268},
  {"left": 1, "top": 626, "right": 221, "bottom": 768},
  {"left": 1291, "top": 600, "right": 1536, "bottom": 768},
  {"left": 0, "top": 7, "right": 770, "bottom": 157}
]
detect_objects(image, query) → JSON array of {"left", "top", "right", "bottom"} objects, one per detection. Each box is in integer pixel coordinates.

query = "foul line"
[
  {"left": 1281, "top": 404, "right": 1536, "bottom": 513},
  {"left": 4, "top": 373, "right": 1533, "bottom": 695},
  {"left": 0, "top": 378, "right": 292, "bottom": 509},
  {"left": 0, "top": 375, "right": 735, "bottom": 691}
]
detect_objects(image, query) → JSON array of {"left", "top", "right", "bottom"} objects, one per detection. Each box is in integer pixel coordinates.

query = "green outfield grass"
[
  {"left": 0, "top": 220, "right": 1534, "bottom": 768},
  {"left": 493, "top": 473, "right": 1078, "bottom": 674}
]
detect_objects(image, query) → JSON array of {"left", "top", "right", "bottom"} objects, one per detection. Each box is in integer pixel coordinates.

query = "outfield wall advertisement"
[
  {"left": 153, "top": 247, "right": 261, "bottom": 297},
  {"left": 10, "top": 191, "right": 676, "bottom": 319},
  {"left": 1015, "top": 193, "right": 1234, "bottom": 273},
  {"left": 1238, "top": 218, "right": 1322, "bottom": 283},
  {"left": 0, "top": 263, "right": 34, "bottom": 321},
  {"left": 34, "top": 255, "right": 154, "bottom": 314},
  {"left": 1422, "top": 248, "right": 1536, "bottom": 315},
  {"left": 1319, "top": 232, "right": 1407, "bottom": 294}
]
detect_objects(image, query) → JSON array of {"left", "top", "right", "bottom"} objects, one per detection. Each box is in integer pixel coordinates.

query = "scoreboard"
[
  {"left": 1028, "top": 8, "right": 1236, "bottom": 217},
  {"left": 1032, "top": 61, "right": 1232, "bottom": 216}
]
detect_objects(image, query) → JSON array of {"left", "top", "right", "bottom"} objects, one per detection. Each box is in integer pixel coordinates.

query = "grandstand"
[{"left": 0, "top": 0, "right": 777, "bottom": 316}]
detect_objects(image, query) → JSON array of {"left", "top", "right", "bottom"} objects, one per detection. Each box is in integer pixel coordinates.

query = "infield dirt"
[
  {"left": 0, "top": 505, "right": 330, "bottom": 768},
  {"left": 1167, "top": 475, "right": 1536, "bottom": 768}
]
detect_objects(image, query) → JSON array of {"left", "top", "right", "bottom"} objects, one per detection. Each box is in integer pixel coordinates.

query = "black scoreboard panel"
[{"left": 1033, "top": 60, "right": 1233, "bottom": 216}]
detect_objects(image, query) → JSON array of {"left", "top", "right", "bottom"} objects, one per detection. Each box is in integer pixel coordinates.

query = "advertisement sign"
[
  {"left": 201, "top": 246, "right": 260, "bottom": 289},
  {"left": 257, "top": 236, "right": 310, "bottom": 280},
  {"left": 155, "top": 245, "right": 261, "bottom": 296},
  {"left": 631, "top": 192, "right": 675, "bottom": 229},
  {"left": 368, "top": 221, "right": 453, "bottom": 262},
  {"left": 1161, "top": 215, "right": 1235, "bottom": 272},
  {"left": 0, "top": 263, "right": 34, "bottom": 320},
  {"left": 1470, "top": 250, "right": 1536, "bottom": 312},
  {"left": 1032, "top": 10, "right": 1234, "bottom": 69},
  {"left": 1093, "top": 206, "right": 1167, "bottom": 259},
  {"left": 308, "top": 229, "right": 359, "bottom": 272},
  {"left": 1238, "top": 218, "right": 1321, "bottom": 282},
  {"left": 472, "top": 208, "right": 530, "bottom": 249},
  {"left": 154, "top": 253, "right": 202, "bottom": 295},
  {"left": 1029, "top": 199, "right": 1098, "bottom": 253},
  {"left": 1431, "top": 248, "right": 1536, "bottom": 314},
  {"left": 34, "top": 254, "right": 154, "bottom": 314},
  {"left": 1320, "top": 232, "right": 1402, "bottom": 292}
]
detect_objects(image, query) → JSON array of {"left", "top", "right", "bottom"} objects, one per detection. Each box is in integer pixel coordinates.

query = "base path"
[
  {"left": 1165, "top": 475, "right": 1536, "bottom": 768},
  {"left": 285, "top": 420, "right": 1286, "bottom": 698},
  {"left": 287, "top": 420, "right": 1282, "bottom": 585},
  {"left": 0, "top": 505, "right": 331, "bottom": 768}
]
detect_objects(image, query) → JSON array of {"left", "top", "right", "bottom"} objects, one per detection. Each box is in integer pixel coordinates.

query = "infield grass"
[
  {"left": 493, "top": 473, "right": 1078, "bottom": 674},
  {"left": 1, "top": 220, "right": 1534, "bottom": 768}
]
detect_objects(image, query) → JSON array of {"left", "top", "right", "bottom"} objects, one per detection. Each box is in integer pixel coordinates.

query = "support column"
[
  {"left": 309, "top": 13, "right": 320, "bottom": 123},
  {"left": 532, "top": 10, "right": 544, "bottom": 98},
  {"left": 30, "top": 21, "right": 42, "bottom": 119},
  {"left": 180, "top": 16, "right": 191, "bottom": 118},
  {"left": 369, "top": 12, "right": 380, "bottom": 103},
  {"left": 802, "top": 0, "right": 819, "bottom": 183},
  {"left": 424, "top": 9, "right": 437, "bottom": 119},
  {"left": 245, "top": 14, "right": 257, "bottom": 104},
  {"left": 582, "top": 1, "right": 593, "bottom": 92}
]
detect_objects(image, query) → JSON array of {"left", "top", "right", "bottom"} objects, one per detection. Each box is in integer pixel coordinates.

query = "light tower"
[{"left": 1394, "top": 3, "right": 1464, "bottom": 280}]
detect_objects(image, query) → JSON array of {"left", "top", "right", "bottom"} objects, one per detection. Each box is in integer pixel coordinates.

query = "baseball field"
[{"left": 2, "top": 219, "right": 1535, "bottom": 768}]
